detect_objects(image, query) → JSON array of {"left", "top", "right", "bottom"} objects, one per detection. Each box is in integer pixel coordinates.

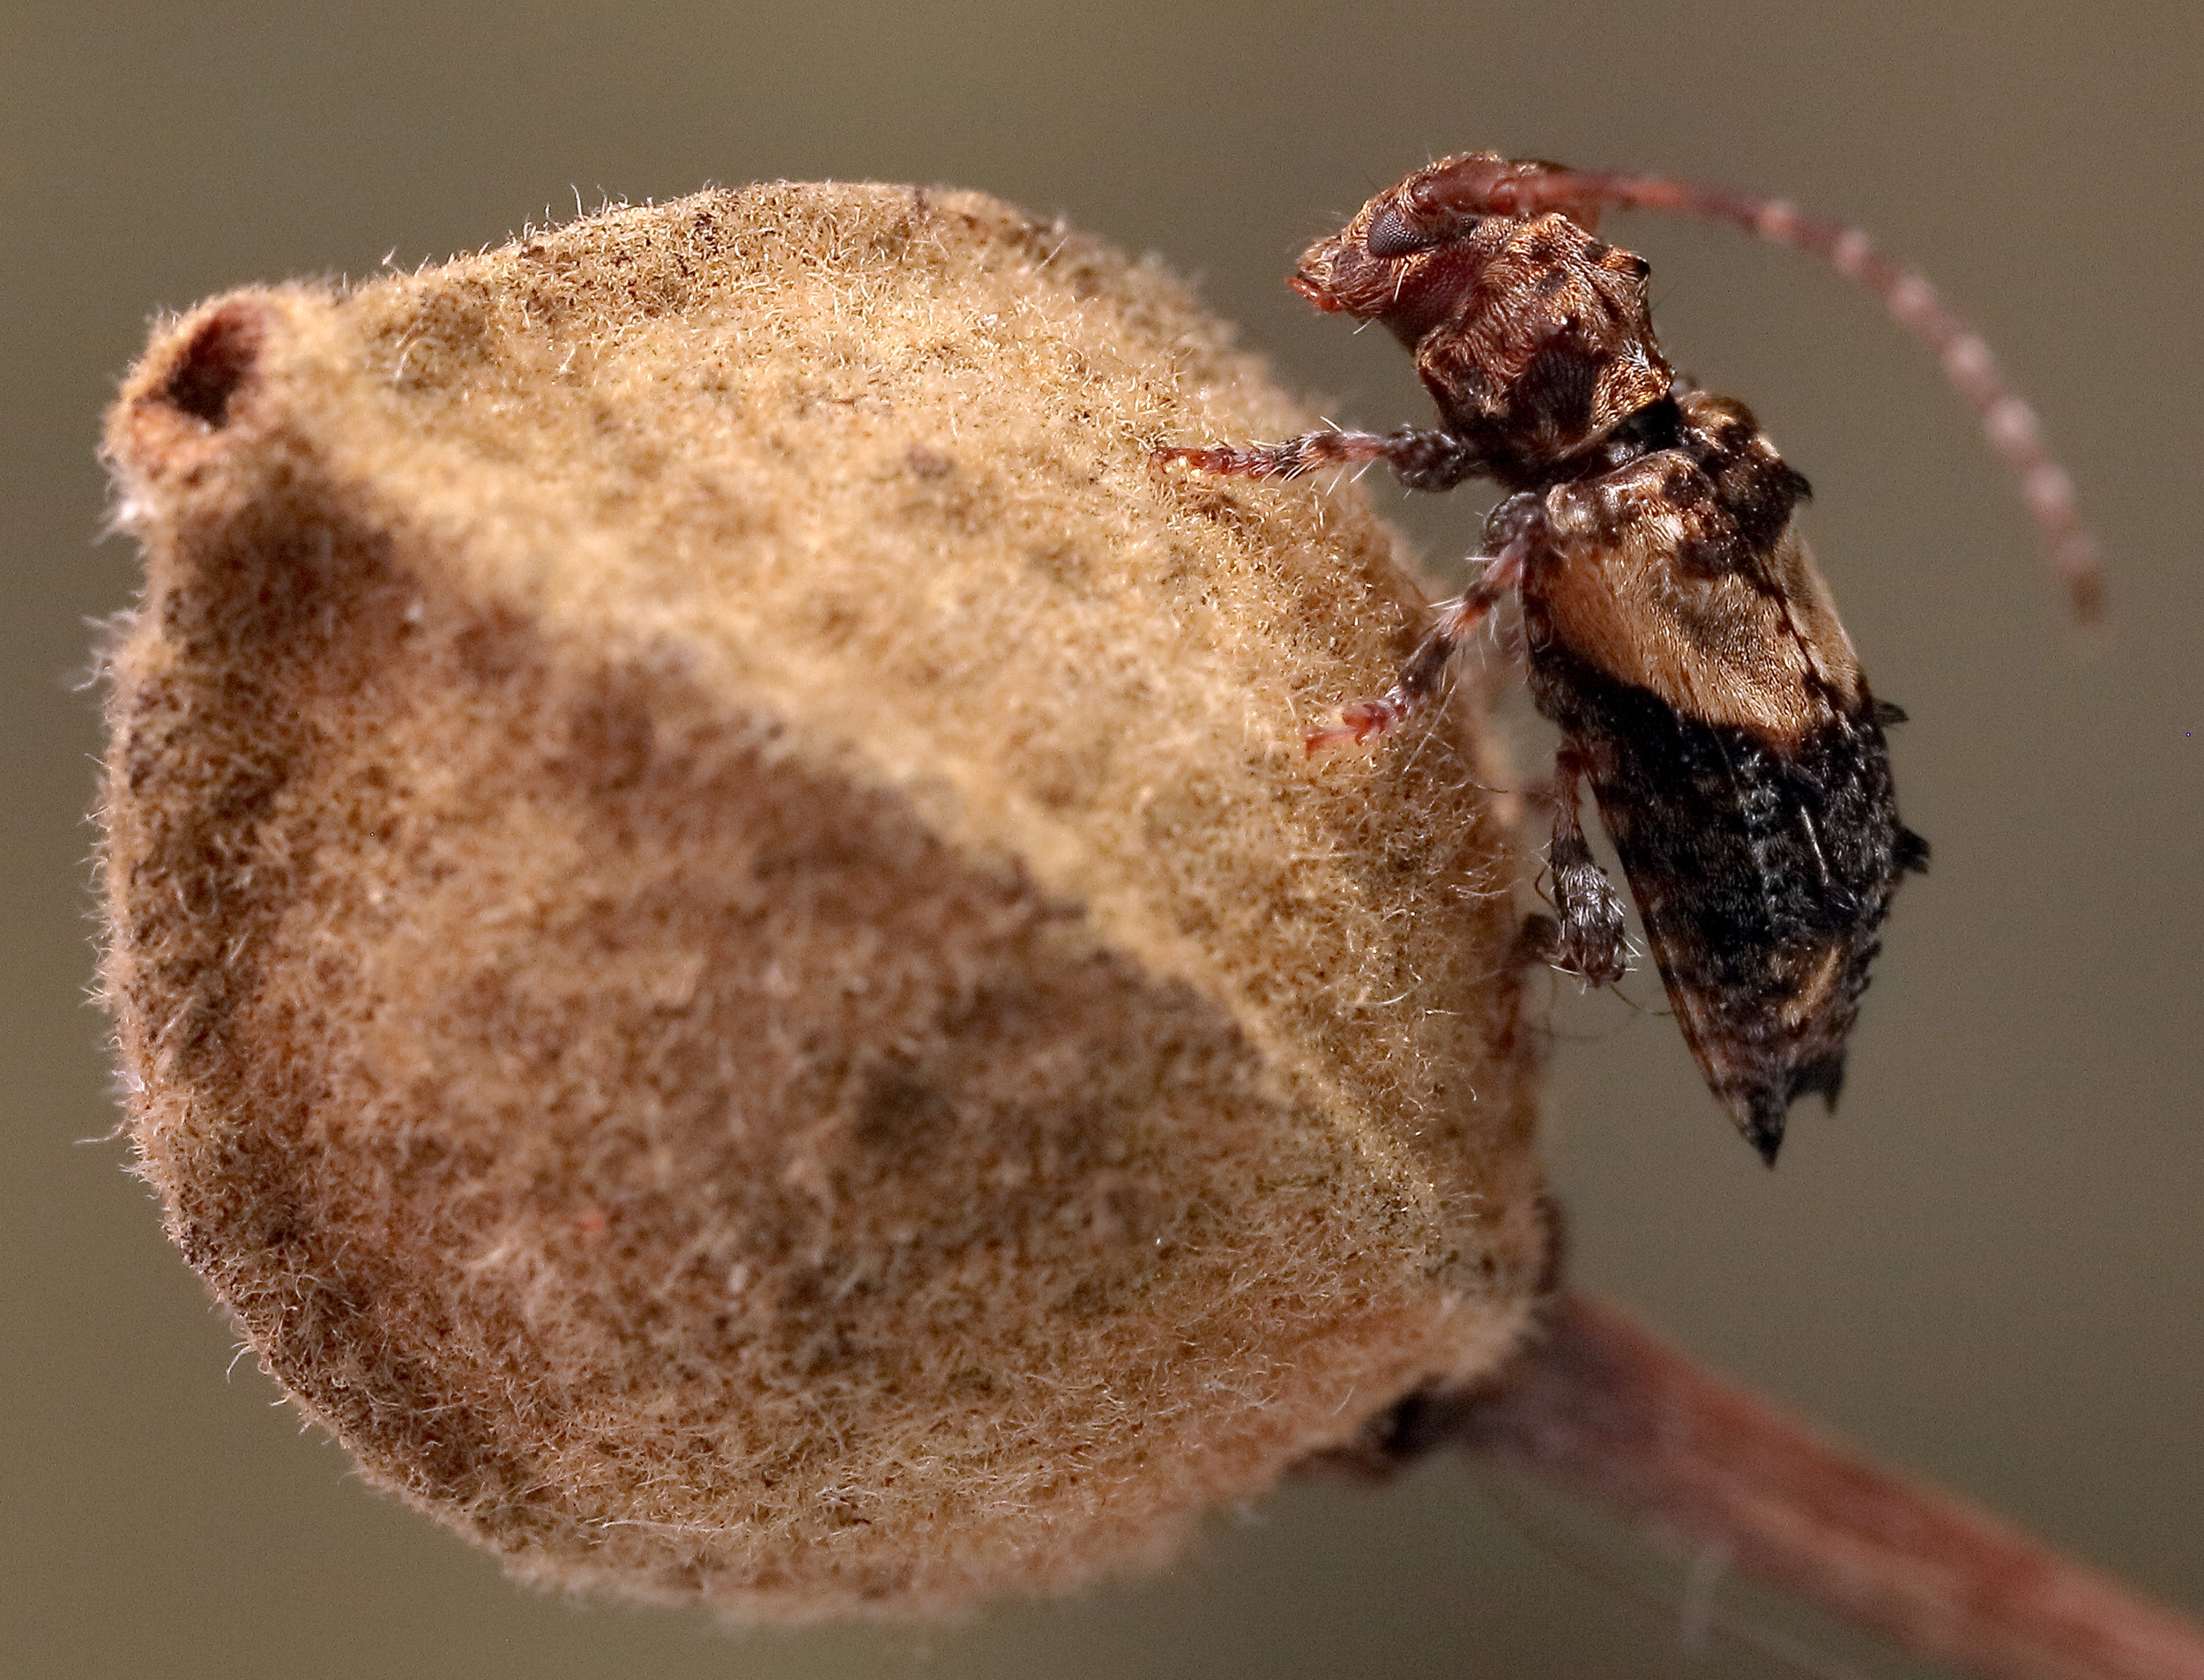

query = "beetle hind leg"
[{"left": 1517, "top": 750, "right": 1629, "bottom": 987}]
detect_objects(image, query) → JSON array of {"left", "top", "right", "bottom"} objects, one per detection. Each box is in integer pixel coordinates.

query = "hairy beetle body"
[{"left": 1150, "top": 150, "right": 2103, "bottom": 1163}]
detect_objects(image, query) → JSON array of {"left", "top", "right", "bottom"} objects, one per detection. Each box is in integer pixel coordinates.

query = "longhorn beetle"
[{"left": 1156, "top": 153, "right": 2100, "bottom": 1164}]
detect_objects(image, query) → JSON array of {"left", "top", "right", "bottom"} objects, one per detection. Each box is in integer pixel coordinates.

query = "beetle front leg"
[{"left": 1153, "top": 427, "right": 1481, "bottom": 492}]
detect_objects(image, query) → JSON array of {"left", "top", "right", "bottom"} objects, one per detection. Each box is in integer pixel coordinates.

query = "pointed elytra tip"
[{"left": 1745, "top": 1119, "right": 1786, "bottom": 1169}]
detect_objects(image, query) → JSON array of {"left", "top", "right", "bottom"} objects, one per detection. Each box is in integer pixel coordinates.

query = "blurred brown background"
[{"left": 4, "top": 3, "right": 2197, "bottom": 1676}]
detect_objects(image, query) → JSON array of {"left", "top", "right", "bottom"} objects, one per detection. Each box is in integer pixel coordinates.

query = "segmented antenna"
[{"left": 1419, "top": 160, "right": 2103, "bottom": 621}]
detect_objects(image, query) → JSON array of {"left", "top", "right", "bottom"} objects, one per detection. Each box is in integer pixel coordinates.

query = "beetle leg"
[
  {"left": 1153, "top": 427, "right": 1481, "bottom": 492},
  {"left": 1306, "top": 540, "right": 1526, "bottom": 753},
  {"left": 1518, "top": 747, "right": 1629, "bottom": 986}
]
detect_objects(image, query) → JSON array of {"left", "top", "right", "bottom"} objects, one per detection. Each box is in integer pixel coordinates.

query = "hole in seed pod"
[{"left": 159, "top": 302, "right": 264, "bottom": 427}]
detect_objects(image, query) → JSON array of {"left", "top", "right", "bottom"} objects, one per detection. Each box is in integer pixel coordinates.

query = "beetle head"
[{"left": 1294, "top": 153, "right": 1672, "bottom": 476}]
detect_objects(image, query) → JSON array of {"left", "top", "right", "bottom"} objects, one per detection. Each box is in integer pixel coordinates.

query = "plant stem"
[{"left": 1439, "top": 1292, "right": 2204, "bottom": 1680}]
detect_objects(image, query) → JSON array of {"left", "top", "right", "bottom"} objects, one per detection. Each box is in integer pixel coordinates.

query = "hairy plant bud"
[{"left": 98, "top": 183, "right": 1546, "bottom": 1621}]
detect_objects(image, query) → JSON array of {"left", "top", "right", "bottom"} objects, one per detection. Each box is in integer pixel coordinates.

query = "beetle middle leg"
[{"left": 1304, "top": 539, "right": 1529, "bottom": 753}]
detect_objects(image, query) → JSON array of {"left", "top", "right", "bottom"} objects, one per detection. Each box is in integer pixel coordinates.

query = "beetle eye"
[{"left": 1365, "top": 204, "right": 1441, "bottom": 259}]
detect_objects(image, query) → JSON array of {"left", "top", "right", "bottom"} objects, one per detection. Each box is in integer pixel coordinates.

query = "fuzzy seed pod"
[{"left": 97, "top": 183, "right": 1547, "bottom": 1621}]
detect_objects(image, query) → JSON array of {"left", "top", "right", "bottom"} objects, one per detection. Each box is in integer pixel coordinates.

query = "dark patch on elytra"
[{"left": 1529, "top": 642, "right": 1919, "bottom": 1161}]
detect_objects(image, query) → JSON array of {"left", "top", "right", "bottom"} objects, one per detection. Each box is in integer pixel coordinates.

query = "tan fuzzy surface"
[{"left": 97, "top": 182, "right": 1547, "bottom": 1621}]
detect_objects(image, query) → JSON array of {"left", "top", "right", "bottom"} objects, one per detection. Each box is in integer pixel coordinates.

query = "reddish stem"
[{"left": 1452, "top": 1293, "right": 2204, "bottom": 1680}]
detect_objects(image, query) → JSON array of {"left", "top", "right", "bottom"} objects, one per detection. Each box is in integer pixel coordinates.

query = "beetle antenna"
[{"left": 1422, "top": 160, "right": 2104, "bottom": 621}]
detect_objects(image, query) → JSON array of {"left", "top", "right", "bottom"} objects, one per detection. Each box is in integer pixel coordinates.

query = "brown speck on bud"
[{"left": 96, "top": 184, "right": 1547, "bottom": 1622}]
